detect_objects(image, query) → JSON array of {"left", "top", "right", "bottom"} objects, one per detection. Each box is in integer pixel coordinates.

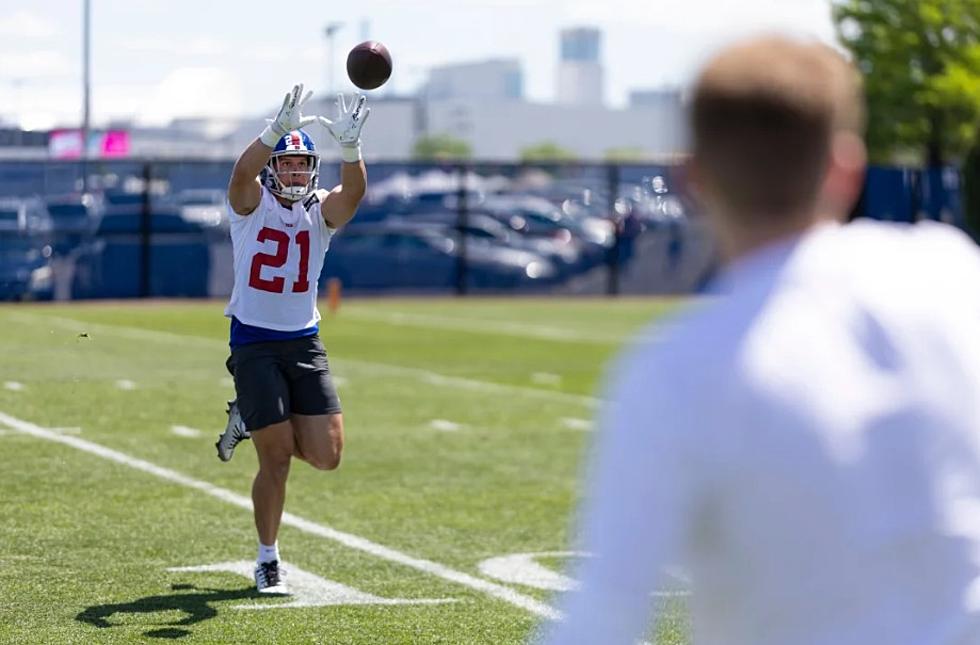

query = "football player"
[{"left": 217, "top": 84, "right": 369, "bottom": 594}]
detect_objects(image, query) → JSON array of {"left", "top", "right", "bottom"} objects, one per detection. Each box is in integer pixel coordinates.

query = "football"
[{"left": 346, "top": 41, "right": 393, "bottom": 90}]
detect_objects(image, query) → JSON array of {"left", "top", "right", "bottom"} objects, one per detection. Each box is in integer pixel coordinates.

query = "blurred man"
[
  {"left": 538, "top": 36, "right": 980, "bottom": 644},
  {"left": 215, "top": 84, "right": 369, "bottom": 594}
]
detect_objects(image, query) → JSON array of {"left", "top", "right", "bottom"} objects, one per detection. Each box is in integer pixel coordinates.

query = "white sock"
[{"left": 258, "top": 541, "right": 280, "bottom": 564}]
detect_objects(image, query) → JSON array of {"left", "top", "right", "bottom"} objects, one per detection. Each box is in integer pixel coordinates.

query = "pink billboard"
[{"left": 49, "top": 129, "right": 131, "bottom": 159}]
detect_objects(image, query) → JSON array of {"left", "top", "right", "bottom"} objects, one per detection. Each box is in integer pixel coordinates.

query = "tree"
[
  {"left": 519, "top": 141, "right": 578, "bottom": 162},
  {"left": 833, "top": 0, "right": 980, "bottom": 165},
  {"left": 411, "top": 134, "right": 472, "bottom": 161}
]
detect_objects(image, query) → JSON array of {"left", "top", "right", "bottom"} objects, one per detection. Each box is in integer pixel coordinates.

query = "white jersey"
[
  {"left": 224, "top": 186, "right": 335, "bottom": 331},
  {"left": 543, "top": 220, "right": 980, "bottom": 645}
]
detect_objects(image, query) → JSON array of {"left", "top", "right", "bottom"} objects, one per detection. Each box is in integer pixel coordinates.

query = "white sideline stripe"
[
  {"left": 342, "top": 309, "right": 634, "bottom": 344},
  {"left": 49, "top": 426, "right": 82, "bottom": 435},
  {"left": 4, "top": 381, "right": 25, "bottom": 392},
  {"left": 4, "top": 312, "right": 598, "bottom": 408},
  {"left": 0, "top": 410, "right": 560, "bottom": 620},
  {"left": 115, "top": 379, "right": 137, "bottom": 390}
]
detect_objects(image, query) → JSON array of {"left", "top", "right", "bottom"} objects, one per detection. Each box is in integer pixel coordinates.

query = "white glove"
[
  {"left": 317, "top": 93, "right": 370, "bottom": 163},
  {"left": 259, "top": 83, "right": 317, "bottom": 148}
]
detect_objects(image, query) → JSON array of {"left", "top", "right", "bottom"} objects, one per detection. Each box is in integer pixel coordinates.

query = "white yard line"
[
  {"left": 3, "top": 381, "right": 25, "bottom": 391},
  {"left": 171, "top": 425, "right": 202, "bottom": 438},
  {"left": 560, "top": 417, "right": 593, "bottom": 431},
  {"left": 342, "top": 309, "right": 634, "bottom": 344},
  {"left": 429, "top": 419, "right": 463, "bottom": 432},
  {"left": 0, "top": 409, "right": 560, "bottom": 620},
  {"left": 3, "top": 312, "right": 599, "bottom": 408}
]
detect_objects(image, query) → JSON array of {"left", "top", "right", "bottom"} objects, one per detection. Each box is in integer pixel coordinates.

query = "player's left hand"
[{"left": 317, "top": 94, "right": 370, "bottom": 151}]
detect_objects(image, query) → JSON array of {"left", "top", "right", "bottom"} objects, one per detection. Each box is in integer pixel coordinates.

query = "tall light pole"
[
  {"left": 81, "top": 0, "right": 91, "bottom": 192},
  {"left": 323, "top": 22, "right": 344, "bottom": 97}
]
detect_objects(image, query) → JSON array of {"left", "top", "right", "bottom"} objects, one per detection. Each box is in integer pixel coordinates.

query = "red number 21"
[{"left": 248, "top": 227, "right": 311, "bottom": 293}]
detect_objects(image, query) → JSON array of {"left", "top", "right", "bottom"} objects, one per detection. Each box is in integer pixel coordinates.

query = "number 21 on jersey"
[{"left": 248, "top": 227, "right": 311, "bottom": 294}]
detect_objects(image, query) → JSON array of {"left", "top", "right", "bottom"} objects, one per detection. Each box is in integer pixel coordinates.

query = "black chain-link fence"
[{"left": 0, "top": 159, "right": 963, "bottom": 301}]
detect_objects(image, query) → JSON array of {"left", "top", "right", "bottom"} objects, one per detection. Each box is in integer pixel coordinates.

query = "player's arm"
[
  {"left": 321, "top": 159, "right": 366, "bottom": 229},
  {"left": 317, "top": 94, "right": 370, "bottom": 229},
  {"left": 228, "top": 84, "right": 316, "bottom": 216},
  {"left": 227, "top": 139, "right": 268, "bottom": 216}
]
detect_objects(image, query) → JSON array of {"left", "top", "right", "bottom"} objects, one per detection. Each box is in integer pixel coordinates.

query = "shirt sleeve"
[{"left": 537, "top": 344, "right": 697, "bottom": 645}]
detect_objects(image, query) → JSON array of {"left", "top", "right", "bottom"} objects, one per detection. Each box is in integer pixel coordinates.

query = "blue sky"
[{"left": 0, "top": 0, "right": 836, "bottom": 130}]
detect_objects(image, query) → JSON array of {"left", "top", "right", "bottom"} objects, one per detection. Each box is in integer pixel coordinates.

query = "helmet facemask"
[{"left": 262, "top": 130, "right": 320, "bottom": 202}]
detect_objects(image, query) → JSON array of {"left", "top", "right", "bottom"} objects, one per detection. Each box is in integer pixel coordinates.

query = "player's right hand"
[{"left": 260, "top": 84, "right": 317, "bottom": 147}]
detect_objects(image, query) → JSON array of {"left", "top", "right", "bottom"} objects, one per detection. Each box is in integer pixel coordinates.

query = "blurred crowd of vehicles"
[{"left": 0, "top": 163, "right": 962, "bottom": 301}]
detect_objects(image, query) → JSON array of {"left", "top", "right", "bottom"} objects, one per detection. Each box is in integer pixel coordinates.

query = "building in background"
[
  {"left": 0, "top": 26, "right": 692, "bottom": 162},
  {"left": 425, "top": 59, "right": 523, "bottom": 102},
  {"left": 424, "top": 99, "right": 687, "bottom": 160},
  {"left": 629, "top": 88, "right": 684, "bottom": 111},
  {"left": 556, "top": 27, "right": 604, "bottom": 107}
]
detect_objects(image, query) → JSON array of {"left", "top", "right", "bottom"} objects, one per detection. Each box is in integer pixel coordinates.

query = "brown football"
[{"left": 346, "top": 41, "right": 392, "bottom": 90}]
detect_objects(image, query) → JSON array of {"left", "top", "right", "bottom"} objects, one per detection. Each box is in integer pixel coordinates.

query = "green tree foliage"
[
  {"left": 519, "top": 141, "right": 578, "bottom": 162},
  {"left": 411, "top": 134, "right": 472, "bottom": 161},
  {"left": 833, "top": 0, "right": 980, "bottom": 165}
]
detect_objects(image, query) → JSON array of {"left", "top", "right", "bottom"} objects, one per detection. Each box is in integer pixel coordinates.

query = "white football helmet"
[{"left": 262, "top": 129, "right": 319, "bottom": 201}]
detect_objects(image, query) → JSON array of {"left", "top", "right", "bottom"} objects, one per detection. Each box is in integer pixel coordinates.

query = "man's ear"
[{"left": 820, "top": 132, "right": 867, "bottom": 219}]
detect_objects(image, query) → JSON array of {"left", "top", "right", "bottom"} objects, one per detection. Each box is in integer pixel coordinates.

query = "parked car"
[
  {"left": 394, "top": 212, "right": 584, "bottom": 274},
  {"left": 0, "top": 196, "right": 52, "bottom": 235},
  {"left": 44, "top": 193, "right": 103, "bottom": 256},
  {"left": 321, "top": 222, "right": 559, "bottom": 291},
  {"left": 0, "top": 197, "right": 54, "bottom": 301},
  {"left": 170, "top": 188, "right": 226, "bottom": 228}
]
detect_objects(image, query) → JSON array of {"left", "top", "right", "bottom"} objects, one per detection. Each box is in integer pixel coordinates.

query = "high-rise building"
[
  {"left": 556, "top": 27, "right": 603, "bottom": 106},
  {"left": 426, "top": 59, "right": 524, "bottom": 102}
]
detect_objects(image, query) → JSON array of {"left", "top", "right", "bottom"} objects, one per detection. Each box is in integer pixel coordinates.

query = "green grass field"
[{"left": 0, "top": 297, "right": 690, "bottom": 644}]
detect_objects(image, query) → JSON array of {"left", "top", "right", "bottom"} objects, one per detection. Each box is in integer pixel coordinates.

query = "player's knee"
[
  {"left": 309, "top": 445, "right": 342, "bottom": 471},
  {"left": 267, "top": 462, "right": 292, "bottom": 482},
  {"left": 258, "top": 453, "right": 292, "bottom": 481}
]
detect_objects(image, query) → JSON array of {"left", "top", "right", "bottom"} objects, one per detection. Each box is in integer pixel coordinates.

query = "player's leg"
[
  {"left": 250, "top": 419, "right": 293, "bottom": 594},
  {"left": 216, "top": 355, "right": 251, "bottom": 461},
  {"left": 228, "top": 341, "right": 294, "bottom": 592},
  {"left": 251, "top": 420, "right": 296, "bottom": 546},
  {"left": 292, "top": 413, "right": 344, "bottom": 470},
  {"left": 282, "top": 336, "right": 343, "bottom": 470}
]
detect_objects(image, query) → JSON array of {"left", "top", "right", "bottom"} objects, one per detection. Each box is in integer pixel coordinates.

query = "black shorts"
[{"left": 226, "top": 336, "right": 342, "bottom": 432}]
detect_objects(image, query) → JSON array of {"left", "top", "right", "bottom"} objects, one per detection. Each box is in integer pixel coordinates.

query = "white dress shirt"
[{"left": 542, "top": 220, "right": 980, "bottom": 645}]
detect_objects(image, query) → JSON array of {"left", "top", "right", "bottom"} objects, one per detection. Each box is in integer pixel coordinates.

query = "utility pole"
[
  {"left": 323, "top": 22, "right": 344, "bottom": 96},
  {"left": 81, "top": 0, "right": 91, "bottom": 192}
]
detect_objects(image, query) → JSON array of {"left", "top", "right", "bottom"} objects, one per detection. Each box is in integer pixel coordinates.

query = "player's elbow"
[{"left": 343, "top": 181, "right": 366, "bottom": 203}]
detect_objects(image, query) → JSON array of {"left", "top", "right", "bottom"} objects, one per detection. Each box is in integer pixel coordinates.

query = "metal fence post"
[
  {"left": 606, "top": 162, "right": 621, "bottom": 296},
  {"left": 455, "top": 162, "right": 469, "bottom": 296},
  {"left": 139, "top": 161, "right": 152, "bottom": 298}
]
